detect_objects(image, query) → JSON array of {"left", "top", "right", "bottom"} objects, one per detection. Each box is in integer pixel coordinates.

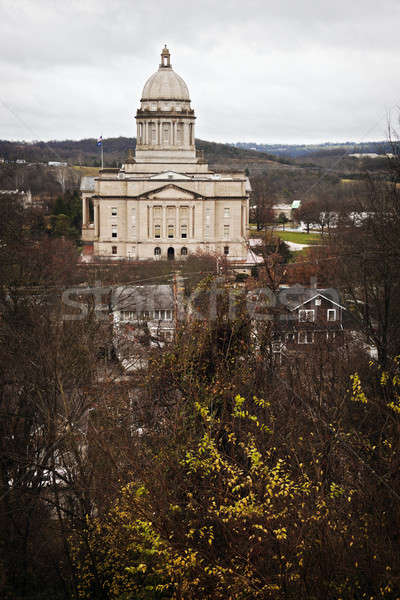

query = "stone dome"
[{"left": 141, "top": 46, "right": 190, "bottom": 102}]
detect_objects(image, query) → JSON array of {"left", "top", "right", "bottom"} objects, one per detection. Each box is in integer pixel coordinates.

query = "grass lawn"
[
  {"left": 273, "top": 231, "right": 322, "bottom": 244},
  {"left": 72, "top": 166, "right": 100, "bottom": 176}
]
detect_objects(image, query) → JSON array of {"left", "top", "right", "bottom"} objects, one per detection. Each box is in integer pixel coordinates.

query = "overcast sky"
[{"left": 1, "top": 0, "right": 400, "bottom": 144}]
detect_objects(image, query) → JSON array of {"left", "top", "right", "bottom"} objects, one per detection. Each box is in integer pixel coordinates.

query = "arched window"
[
  {"left": 154, "top": 247, "right": 161, "bottom": 256},
  {"left": 181, "top": 247, "right": 188, "bottom": 256}
]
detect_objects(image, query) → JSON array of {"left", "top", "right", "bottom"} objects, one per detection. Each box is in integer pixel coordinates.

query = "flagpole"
[{"left": 101, "top": 143, "right": 104, "bottom": 169}]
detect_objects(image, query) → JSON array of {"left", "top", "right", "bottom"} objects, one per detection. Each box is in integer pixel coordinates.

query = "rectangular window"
[
  {"left": 299, "top": 309, "right": 315, "bottom": 322},
  {"left": 176, "top": 123, "right": 184, "bottom": 145},
  {"left": 205, "top": 208, "right": 211, "bottom": 222},
  {"left": 112, "top": 224, "right": 117, "bottom": 238},
  {"left": 286, "top": 333, "right": 296, "bottom": 343},
  {"left": 153, "top": 206, "right": 162, "bottom": 218},
  {"left": 111, "top": 207, "right": 117, "bottom": 216},
  {"left": 298, "top": 331, "right": 314, "bottom": 344},
  {"left": 112, "top": 245, "right": 117, "bottom": 254},
  {"left": 205, "top": 224, "right": 210, "bottom": 238},
  {"left": 224, "top": 207, "right": 230, "bottom": 218},
  {"left": 224, "top": 224, "right": 230, "bottom": 240},
  {"left": 327, "top": 309, "right": 337, "bottom": 321},
  {"left": 224, "top": 246, "right": 229, "bottom": 255},
  {"left": 154, "top": 224, "right": 161, "bottom": 239},
  {"left": 168, "top": 224, "right": 174, "bottom": 238},
  {"left": 163, "top": 123, "right": 170, "bottom": 144},
  {"left": 181, "top": 224, "right": 187, "bottom": 238},
  {"left": 131, "top": 208, "right": 136, "bottom": 224},
  {"left": 151, "top": 124, "right": 157, "bottom": 143}
]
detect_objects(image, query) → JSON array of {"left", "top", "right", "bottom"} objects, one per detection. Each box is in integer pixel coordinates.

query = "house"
[
  {"left": 272, "top": 200, "right": 301, "bottom": 221},
  {"left": 111, "top": 285, "right": 176, "bottom": 371},
  {"left": 0, "top": 189, "right": 33, "bottom": 209},
  {"left": 278, "top": 287, "right": 346, "bottom": 350}
]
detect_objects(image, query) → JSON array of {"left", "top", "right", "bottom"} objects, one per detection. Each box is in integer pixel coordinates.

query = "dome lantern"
[{"left": 160, "top": 44, "right": 171, "bottom": 68}]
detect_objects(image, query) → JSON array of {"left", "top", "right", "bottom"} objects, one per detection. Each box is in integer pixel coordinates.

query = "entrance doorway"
[{"left": 167, "top": 247, "right": 175, "bottom": 260}]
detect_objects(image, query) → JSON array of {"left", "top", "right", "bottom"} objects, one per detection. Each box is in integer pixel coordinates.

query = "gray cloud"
[{"left": 0, "top": 0, "right": 399, "bottom": 143}]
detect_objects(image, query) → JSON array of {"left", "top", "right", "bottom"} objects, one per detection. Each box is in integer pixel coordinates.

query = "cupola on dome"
[{"left": 141, "top": 45, "right": 190, "bottom": 102}]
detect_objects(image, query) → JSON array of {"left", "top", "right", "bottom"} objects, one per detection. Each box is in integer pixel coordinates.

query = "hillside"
[
  {"left": 0, "top": 137, "right": 296, "bottom": 175},
  {"left": 234, "top": 140, "right": 394, "bottom": 158}
]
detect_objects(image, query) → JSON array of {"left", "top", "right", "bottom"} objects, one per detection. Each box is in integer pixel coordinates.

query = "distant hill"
[
  {"left": 0, "top": 137, "right": 294, "bottom": 175},
  {"left": 233, "top": 140, "right": 395, "bottom": 159}
]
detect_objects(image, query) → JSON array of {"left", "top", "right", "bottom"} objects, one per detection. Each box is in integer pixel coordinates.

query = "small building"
[
  {"left": 272, "top": 200, "right": 301, "bottom": 221},
  {"left": 0, "top": 189, "right": 33, "bottom": 209},
  {"left": 278, "top": 287, "right": 346, "bottom": 350},
  {"left": 111, "top": 285, "right": 176, "bottom": 371}
]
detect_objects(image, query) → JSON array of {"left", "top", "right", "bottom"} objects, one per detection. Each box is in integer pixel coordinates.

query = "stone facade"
[{"left": 82, "top": 46, "right": 250, "bottom": 260}]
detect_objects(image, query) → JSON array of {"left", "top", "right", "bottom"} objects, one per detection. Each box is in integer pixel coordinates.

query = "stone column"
[
  {"left": 94, "top": 203, "right": 99, "bottom": 238},
  {"left": 175, "top": 205, "right": 178, "bottom": 239},
  {"left": 162, "top": 204, "right": 166, "bottom": 238},
  {"left": 125, "top": 200, "right": 129, "bottom": 243},
  {"left": 149, "top": 204, "right": 153, "bottom": 239},
  {"left": 189, "top": 203, "right": 193, "bottom": 239},
  {"left": 82, "top": 195, "right": 88, "bottom": 226}
]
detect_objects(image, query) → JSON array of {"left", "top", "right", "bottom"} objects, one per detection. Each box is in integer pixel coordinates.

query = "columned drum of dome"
[
  {"left": 135, "top": 45, "right": 196, "bottom": 164},
  {"left": 81, "top": 46, "right": 250, "bottom": 262}
]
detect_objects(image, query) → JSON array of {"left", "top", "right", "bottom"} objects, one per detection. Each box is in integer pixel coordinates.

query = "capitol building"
[{"left": 81, "top": 46, "right": 250, "bottom": 260}]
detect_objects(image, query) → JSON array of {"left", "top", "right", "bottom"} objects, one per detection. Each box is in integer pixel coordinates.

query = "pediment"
[
  {"left": 145, "top": 184, "right": 200, "bottom": 200},
  {"left": 149, "top": 171, "right": 191, "bottom": 181}
]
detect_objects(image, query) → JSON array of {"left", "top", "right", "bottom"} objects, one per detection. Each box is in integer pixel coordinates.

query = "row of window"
[
  {"left": 111, "top": 224, "right": 231, "bottom": 240},
  {"left": 298, "top": 308, "right": 337, "bottom": 322},
  {"left": 154, "top": 224, "right": 188, "bottom": 239},
  {"left": 286, "top": 331, "right": 338, "bottom": 344},
  {"left": 120, "top": 309, "right": 173, "bottom": 321},
  {"left": 110, "top": 207, "right": 231, "bottom": 218},
  {"left": 111, "top": 246, "right": 229, "bottom": 257},
  {"left": 154, "top": 247, "right": 187, "bottom": 256}
]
